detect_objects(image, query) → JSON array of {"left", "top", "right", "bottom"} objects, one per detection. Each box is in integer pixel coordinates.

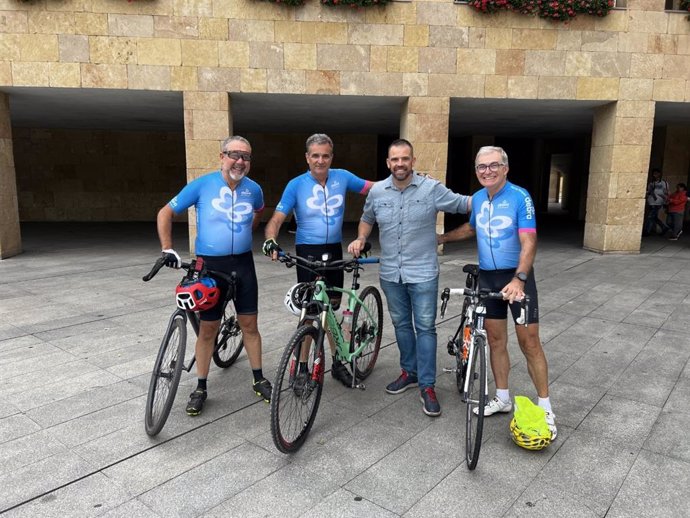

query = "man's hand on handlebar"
[
  {"left": 262, "top": 238, "right": 281, "bottom": 261},
  {"left": 501, "top": 278, "right": 525, "bottom": 305},
  {"left": 161, "top": 248, "right": 181, "bottom": 269},
  {"left": 347, "top": 237, "right": 366, "bottom": 258}
]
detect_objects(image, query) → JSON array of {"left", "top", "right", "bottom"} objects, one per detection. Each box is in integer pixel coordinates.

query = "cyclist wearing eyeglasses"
[
  {"left": 438, "top": 146, "right": 557, "bottom": 440},
  {"left": 157, "top": 136, "right": 271, "bottom": 416},
  {"left": 263, "top": 133, "right": 374, "bottom": 388}
]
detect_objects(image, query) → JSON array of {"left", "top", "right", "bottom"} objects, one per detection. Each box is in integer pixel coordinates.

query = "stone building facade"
[{"left": 0, "top": 0, "right": 689, "bottom": 258}]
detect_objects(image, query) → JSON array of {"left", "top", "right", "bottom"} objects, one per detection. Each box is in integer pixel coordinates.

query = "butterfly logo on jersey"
[
  {"left": 476, "top": 200, "right": 514, "bottom": 248},
  {"left": 212, "top": 186, "right": 254, "bottom": 232},
  {"left": 306, "top": 184, "right": 343, "bottom": 226}
]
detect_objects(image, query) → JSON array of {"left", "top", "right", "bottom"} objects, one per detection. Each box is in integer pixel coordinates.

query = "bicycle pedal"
[
  {"left": 442, "top": 367, "right": 458, "bottom": 373},
  {"left": 354, "top": 383, "right": 366, "bottom": 390}
]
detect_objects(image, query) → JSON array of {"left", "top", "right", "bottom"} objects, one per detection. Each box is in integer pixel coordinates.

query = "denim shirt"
[{"left": 362, "top": 173, "right": 470, "bottom": 284}]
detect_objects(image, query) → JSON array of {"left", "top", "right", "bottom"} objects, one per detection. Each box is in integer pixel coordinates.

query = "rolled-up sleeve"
[{"left": 433, "top": 184, "right": 470, "bottom": 214}]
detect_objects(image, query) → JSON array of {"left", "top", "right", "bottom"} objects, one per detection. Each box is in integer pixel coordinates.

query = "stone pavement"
[{"left": 1, "top": 221, "right": 689, "bottom": 517}]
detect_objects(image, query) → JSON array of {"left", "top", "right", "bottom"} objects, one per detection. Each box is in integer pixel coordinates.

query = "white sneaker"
[
  {"left": 545, "top": 411, "right": 558, "bottom": 440},
  {"left": 473, "top": 395, "right": 512, "bottom": 416}
]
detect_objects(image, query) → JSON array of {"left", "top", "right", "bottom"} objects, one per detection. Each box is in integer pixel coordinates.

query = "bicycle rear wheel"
[
  {"left": 213, "top": 304, "right": 243, "bottom": 368},
  {"left": 350, "top": 286, "right": 383, "bottom": 380},
  {"left": 270, "top": 325, "right": 325, "bottom": 453},
  {"left": 145, "top": 313, "right": 187, "bottom": 436},
  {"left": 465, "top": 335, "right": 487, "bottom": 470}
]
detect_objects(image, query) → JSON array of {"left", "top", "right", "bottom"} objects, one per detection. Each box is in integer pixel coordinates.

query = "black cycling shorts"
[
  {"left": 198, "top": 251, "right": 258, "bottom": 320},
  {"left": 478, "top": 268, "right": 539, "bottom": 324},
  {"left": 295, "top": 243, "right": 344, "bottom": 304}
]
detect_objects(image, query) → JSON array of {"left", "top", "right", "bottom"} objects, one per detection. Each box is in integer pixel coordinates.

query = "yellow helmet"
[{"left": 510, "top": 396, "right": 552, "bottom": 451}]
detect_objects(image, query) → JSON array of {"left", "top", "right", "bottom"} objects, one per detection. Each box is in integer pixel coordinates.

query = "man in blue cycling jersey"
[
  {"left": 438, "top": 146, "right": 557, "bottom": 439},
  {"left": 263, "top": 133, "right": 374, "bottom": 387},
  {"left": 157, "top": 135, "right": 271, "bottom": 416},
  {"left": 348, "top": 139, "right": 471, "bottom": 417}
]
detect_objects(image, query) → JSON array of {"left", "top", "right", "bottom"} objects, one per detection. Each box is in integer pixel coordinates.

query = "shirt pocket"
[
  {"left": 374, "top": 200, "right": 396, "bottom": 225},
  {"left": 405, "top": 198, "right": 432, "bottom": 226}
]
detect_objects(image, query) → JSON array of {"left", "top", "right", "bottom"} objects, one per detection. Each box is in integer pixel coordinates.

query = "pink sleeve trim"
[
  {"left": 518, "top": 228, "right": 536, "bottom": 234},
  {"left": 360, "top": 181, "right": 374, "bottom": 194}
]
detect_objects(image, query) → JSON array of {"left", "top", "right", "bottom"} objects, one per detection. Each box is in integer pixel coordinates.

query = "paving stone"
[
  {"left": 138, "top": 442, "right": 285, "bottom": 517},
  {"left": 3, "top": 223, "right": 690, "bottom": 515},
  {"left": 0, "top": 451, "right": 96, "bottom": 511},
  {"left": 525, "top": 430, "right": 638, "bottom": 516},
  {"left": 301, "top": 488, "right": 399, "bottom": 518},
  {"left": 577, "top": 395, "right": 660, "bottom": 447},
  {"left": 205, "top": 462, "right": 339, "bottom": 518},
  {"left": 0, "top": 414, "right": 41, "bottom": 445},
  {"left": 607, "top": 450, "right": 690, "bottom": 517},
  {"left": 0, "top": 429, "right": 68, "bottom": 473},
  {"left": 102, "top": 420, "right": 246, "bottom": 495},
  {"left": 643, "top": 409, "right": 690, "bottom": 464},
  {"left": 2, "top": 473, "right": 133, "bottom": 518},
  {"left": 98, "top": 499, "right": 161, "bottom": 517}
]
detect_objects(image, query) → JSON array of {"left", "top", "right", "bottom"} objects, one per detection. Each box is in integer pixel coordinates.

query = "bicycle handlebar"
[
  {"left": 440, "top": 286, "right": 531, "bottom": 326},
  {"left": 142, "top": 258, "right": 236, "bottom": 285},
  {"left": 277, "top": 242, "right": 379, "bottom": 275}
]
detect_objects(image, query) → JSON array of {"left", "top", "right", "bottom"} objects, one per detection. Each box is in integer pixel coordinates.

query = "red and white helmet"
[{"left": 175, "top": 277, "right": 220, "bottom": 311}]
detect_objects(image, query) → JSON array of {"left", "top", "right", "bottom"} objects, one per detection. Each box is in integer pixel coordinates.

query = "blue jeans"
[
  {"left": 380, "top": 277, "right": 438, "bottom": 389},
  {"left": 643, "top": 205, "right": 666, "bottom": 235}
]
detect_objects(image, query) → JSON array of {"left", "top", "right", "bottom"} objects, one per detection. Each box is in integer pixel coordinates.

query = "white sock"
[
  {"left": 538, "top": 397, "right": 552, "bottom": 413},
  {"left": 496, "top": 388, "right": 510, "bottom": 403}
]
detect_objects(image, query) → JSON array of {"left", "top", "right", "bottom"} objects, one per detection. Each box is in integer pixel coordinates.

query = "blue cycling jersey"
[
  {"left": 276, "top": 169, "right": 369, "bottom": 245},
  {"left": 469, "top": 181, "right": 536, "bottom": 270},
  {"left": 168, "top": 171, "right": 264, "bottom": 256}
]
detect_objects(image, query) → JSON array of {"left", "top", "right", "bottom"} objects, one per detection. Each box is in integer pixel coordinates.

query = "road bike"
[
  {"left": 142, "top": 256, "right": 244, "bottom": 436},
  {"left": 440, "top": 264, "right": 529, "bottom": 470},
  {"left": 270, "top": 247, "right": 382, "bottom": 453}
]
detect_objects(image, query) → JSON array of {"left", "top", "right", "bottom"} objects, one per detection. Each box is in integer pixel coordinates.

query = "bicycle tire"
[
  {"left": 212, "top": 304, "right": 244, "bottom": 368},
  {"left": 350, "top": 286, "right": 383, "bottom": 380},
  {"left": 144, "top": 314, "right": 187, "bottom": 436},
  {"left": 465, "top": 334, "right": 487, "bottom": 470},
  {"left": 270, "top": 325, "right": 325, "bottom": 453}
]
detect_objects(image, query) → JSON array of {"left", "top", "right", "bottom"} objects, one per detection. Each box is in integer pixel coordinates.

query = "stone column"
[
  {"left": 583, "top": 101, "right": 655, "bottom": 253},
  {"left": 0, "top": 92, "right": 21, "bottom": 259},
  {"left": 400, "top": 96, "right": 451, "bottom": 244},
  {"left": 182, "top": 91, "right": 231, "bottom": 254}
]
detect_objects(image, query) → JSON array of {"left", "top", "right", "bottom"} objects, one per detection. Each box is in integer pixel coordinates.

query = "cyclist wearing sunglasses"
[{"left": 157, "top": 136, "right": 271, "bottom": 416}]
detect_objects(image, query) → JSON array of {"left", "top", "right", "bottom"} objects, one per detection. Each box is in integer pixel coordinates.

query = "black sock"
[
  {"left": 197, "top": 378, "right": 207, "bottom": 391},
  {"left": 252, "top": 369, "right": 264, "bottom": 383},
  {"left": 332, "top": 355, "right": 339, "bottom": 367}
]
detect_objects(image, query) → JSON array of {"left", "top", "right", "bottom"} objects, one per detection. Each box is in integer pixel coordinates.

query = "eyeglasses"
[
  {"left": 475, "top": 162, "right": 504, "bottom": 173},
  {"left": 222, "top": 151, "right": 252, "bottom": 161}
]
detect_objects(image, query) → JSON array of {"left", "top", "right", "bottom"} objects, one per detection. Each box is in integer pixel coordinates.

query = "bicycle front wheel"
[
  {"left": 351, "top": 286, "right": 383, "bottom": 380},
  {"left": 213, "top": 305, "right": 244, "bottom": 368},
  {"left": 270, "top": 325, "right": 325, "bottom": 453},
  {"left": 465, "top": 335, "right": 487, "bottom": 470},
  {"left": 145, "top": 314, "right": 187, "bottom": 436}
]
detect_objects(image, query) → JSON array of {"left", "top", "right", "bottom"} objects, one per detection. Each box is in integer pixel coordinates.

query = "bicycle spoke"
[
  {"left": 145, "top": 315, "right": 186, "bottom": 436},
  {"left": 351, "top": 286, "right": 383, "bottom": 380},
  {"left": 270, "top": 325, "right": 324, "bottom": 453}
]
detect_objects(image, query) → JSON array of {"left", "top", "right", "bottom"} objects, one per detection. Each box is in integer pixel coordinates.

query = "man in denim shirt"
[{"left": 348, "top": 139, "right": 471, "bottom": 417}]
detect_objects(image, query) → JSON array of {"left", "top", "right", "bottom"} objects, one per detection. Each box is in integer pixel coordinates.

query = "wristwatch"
[{"left": 515, "top": 271, "right": 528, "bottom": 283}]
